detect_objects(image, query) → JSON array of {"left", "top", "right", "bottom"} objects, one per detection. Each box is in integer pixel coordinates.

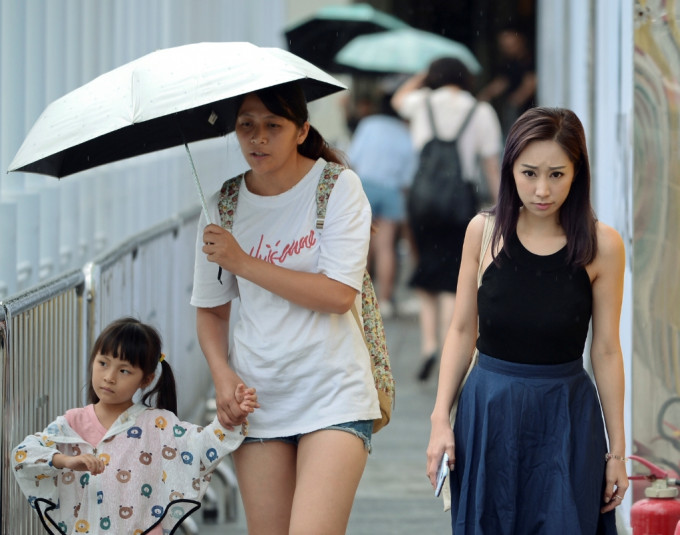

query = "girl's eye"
[
  {"left": 522, "top": 170, "right": 536, "bottom": 177},
  {"left": 551, "top": 172, "right": 564, "bottom": 179},
  {"left": 268, "top": 123, "right": 280, "bottom": 128}
]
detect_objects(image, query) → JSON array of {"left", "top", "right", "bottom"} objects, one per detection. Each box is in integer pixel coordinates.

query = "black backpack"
[{"left": 407, "top": 99, "right": 479, "bottom": 227}]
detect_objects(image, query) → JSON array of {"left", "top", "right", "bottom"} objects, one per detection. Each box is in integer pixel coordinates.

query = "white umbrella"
[{"left": 9, "top": 42, "right": 347, "bottom": 222}]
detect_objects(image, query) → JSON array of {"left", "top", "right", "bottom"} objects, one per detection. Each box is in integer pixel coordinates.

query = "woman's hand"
[
  {"left": 214, "top": 372, "right": 254, "bottom": 430},
  {"left": 53, "top": 453, "right": 106, "bottom": 475},
  {"left": 426, "top": 417, "right": 456, "bottom": 489},
  {"left": 202, "top": 224, "right": 248, "bottom": 275},
  {"left": 600, "top": 457, "right": 629, "bottom": 513}
]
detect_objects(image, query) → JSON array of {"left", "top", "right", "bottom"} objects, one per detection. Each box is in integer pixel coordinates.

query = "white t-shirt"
[
  {"left": 394, "top": 87, "right": 502, "bottom": 186},
  {"left": 191, "top": 158, "right": 380, "bottom": 437}
]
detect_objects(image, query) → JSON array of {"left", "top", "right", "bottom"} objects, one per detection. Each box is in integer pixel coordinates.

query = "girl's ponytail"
[{"left": 142, "top": 358, "right": 178, "bottom": 415}]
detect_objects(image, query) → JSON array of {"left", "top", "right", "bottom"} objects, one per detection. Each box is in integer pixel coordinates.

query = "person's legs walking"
[
  {"left": 417, "top": 289, "right": 439, "bottom": 380},
  {"left": 372, "top": 218, "right": 398, "bottom": 315},
  {"left": 290, "top": 430, "right": 368, "bottom": 535},
  {"left": 232, "top": 441, "right": 297, "bottom": 535}
]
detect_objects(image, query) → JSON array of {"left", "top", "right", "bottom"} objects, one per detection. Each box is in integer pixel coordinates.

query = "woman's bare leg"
[
  {"left": 418, "top": 289, "right": 439, "bottom": 356},
  {"left": 289, "top": 430, "right": 368, "bottom": 535},
  {"left": 232, "top": 441, "right": 297, "bottom": 535},
  {"left": 372, "top": 218, "right": 399, "bottom": 305}
]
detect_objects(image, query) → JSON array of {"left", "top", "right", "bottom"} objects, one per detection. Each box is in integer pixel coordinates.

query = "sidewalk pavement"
[{"left": 196, "top": 309, "right": 452, "bottom": 534}]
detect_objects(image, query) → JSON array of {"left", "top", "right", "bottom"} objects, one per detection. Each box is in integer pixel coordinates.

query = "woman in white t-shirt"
[{"left": 191, "top": 81, "right": 380, "bottom": 535}]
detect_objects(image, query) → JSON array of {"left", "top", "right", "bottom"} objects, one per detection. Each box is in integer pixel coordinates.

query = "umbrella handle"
[
  {"left": 183, "top": 142, "right": 222, "bottom": 284},
  {"left": 183, "top": 142, "right": 212, "bottom": 225}
]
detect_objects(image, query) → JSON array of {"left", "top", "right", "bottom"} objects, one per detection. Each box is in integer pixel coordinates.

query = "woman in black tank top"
[{"left": 426, "top": 107, "right": 627, "bottom": 534}]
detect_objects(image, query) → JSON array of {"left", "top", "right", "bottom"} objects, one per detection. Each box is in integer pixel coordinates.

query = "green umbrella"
[
  {"left": 334, "top": 27, "right": 481, "bottom": 75},
  {"left": 284, "top": 3, "right": 409, "bottom": 71}
]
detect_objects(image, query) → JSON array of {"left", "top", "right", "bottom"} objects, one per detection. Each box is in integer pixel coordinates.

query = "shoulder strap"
[
  {"left": 426, "top": 98, "right": 477, "bottom": 142},
  {"left": 477, "top": 214, "right": 495, "bottom": 287},
  {"left": 455, "top": 102, "right": 478, "bottom": 141},
  {"left": 217, "top": 174, "right": 244, "bottom": 231},
  {"left": 315, "top": 162, "right": 345, "bottom": 230},
  {"left": 218, "top": 163, "right": 345, "bottom": 232},
  {"left": 425, "top": 97, "right": 440, "bottom": 140}
]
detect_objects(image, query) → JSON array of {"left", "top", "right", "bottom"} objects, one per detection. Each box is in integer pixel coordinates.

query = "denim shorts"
[
  {"left": 242, "top": 420, "right": 373, "bottom": 453},
  {"left": 362, "top": 181, "right": 405, "bottom": 222}
]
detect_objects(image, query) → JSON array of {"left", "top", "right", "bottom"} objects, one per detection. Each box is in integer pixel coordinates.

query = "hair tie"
[{"left": 159, "top": 353, "right": 166, "bottom": 363}]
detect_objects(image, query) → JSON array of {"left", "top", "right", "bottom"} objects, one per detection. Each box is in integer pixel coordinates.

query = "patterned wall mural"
[{"left": 633, "top": 0, "right": 680, "bottom": 475}]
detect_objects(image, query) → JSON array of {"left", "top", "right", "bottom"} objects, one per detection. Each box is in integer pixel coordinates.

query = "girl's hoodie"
[{"left": 11, "top": 403, "right": 246, "bottom": 534}]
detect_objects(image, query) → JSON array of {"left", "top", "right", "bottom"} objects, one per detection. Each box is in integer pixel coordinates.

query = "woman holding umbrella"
[{"left": 190, "top": 81, "right": 380, "bottom": 534}]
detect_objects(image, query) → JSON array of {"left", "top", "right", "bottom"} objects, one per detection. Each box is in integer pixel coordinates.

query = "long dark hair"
[
  {"left": 87, "top": 317, "right": 177, "bottom": 415},
  {"left": 490, "top": 106, "right": 597, "bottom": 267},
  {"left": 234, "top": 81, "right": 346, "bottom": 165}
]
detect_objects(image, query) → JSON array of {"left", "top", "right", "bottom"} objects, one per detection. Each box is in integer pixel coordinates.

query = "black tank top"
[{"left": 477, "top": 232, "right": 592, "bottom": 364}]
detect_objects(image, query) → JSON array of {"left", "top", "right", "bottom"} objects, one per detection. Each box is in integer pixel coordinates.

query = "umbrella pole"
[
  {"left": 183, "top": 142, "right": 212, "bottom": 225},
  {"left": 183, "top": 142, "right": 223, "bottom": 283}
]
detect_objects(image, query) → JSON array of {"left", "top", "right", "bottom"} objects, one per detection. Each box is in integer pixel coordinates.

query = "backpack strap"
[
  {"left": 315, "top": 161, "right": 345, "bottom": 230},
  {"left": 425, "top": 98, "right": 441, "bottom": 140},
  {"left": 217, "top": 174, "right": 244, "bottom": 231},
  {"left": 217, "top": 163, "right": 344, "bottom": 232},
  {"left": 456, "top": 101, "right": 478, "bottom": 141},
  {"left": 425, "top": 97, "right": 478, "bottom": 142}
]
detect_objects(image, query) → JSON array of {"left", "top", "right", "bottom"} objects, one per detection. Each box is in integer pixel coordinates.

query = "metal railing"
[
  {"left": 0, "top": 206, "right": 229, "bottom": 534},
  {"left": 1, "top": 270, "right": 85, "bottom": 535}
]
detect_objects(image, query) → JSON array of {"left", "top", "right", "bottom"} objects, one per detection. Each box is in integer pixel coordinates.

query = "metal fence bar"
[{"left": 1, "top": 269, "right": 85, "bottom": 535}]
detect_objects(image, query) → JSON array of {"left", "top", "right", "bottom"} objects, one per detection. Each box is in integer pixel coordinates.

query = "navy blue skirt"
[{"left": 451, "top": 353, "right": 617, "bottom": 535}]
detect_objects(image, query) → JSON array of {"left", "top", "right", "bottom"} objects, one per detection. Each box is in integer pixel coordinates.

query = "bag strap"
[
  {"left": 315, "top": 161, "right": 345, "bottom": 231},
  {"left": 456, "top": 101, "right": 478, "bottom": 141},
  {"left": 425, "top": 97, "right": 441, "bottom": 140},
  {"left": 217, "top": 174, "right": 244, "bottom": 231},
  {"left": 477, "top": 214, "right": 495, "bottom": 288},
  {"left": 218, "top": 163, "right": 343, "bottom": 232},
  {"left": 425, "top": 97, "right": 478, "bottom": 142}
]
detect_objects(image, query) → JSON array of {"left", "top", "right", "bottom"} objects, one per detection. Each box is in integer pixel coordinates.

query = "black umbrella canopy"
[
  {"left": 9, "top": 42, "right": 346, "bottom": 178},
  {"left": 284, "top": 3, "right": 409, "bottom": 72}
]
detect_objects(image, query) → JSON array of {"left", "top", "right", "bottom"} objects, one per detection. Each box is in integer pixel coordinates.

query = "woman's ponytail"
[{"left": 299, "top": 125, "right": 347, "bottom": 166}]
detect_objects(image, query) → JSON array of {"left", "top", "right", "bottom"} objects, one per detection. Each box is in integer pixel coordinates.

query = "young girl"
[
  {"left": 426, "top": 107, "right": 627, "bottom": 533},
  {"left": 12, "top": 317, "right": 257, "bottom": 535},
  {"left": 192, "top": 81, "right": 380, "bottom": 534}
]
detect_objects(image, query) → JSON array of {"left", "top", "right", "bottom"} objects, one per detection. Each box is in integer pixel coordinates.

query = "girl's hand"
[
  {"left": 202, "top": 224, "right": 248, "bottom": 274},
  {"left": 54, "top": 453, "right": 106, "bottom": 475},
  {"left": 426, "top": 418, "right": 456, "bottom": 489},
  {"left": 600, "top": 457, "right": 629, "bottom": 513},
  {"left": 235, "top": 383, "right": 260, "bottom": 414}
]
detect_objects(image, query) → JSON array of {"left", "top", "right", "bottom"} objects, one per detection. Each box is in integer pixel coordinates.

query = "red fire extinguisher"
[{"left": 630, "top": 455, "right": 680, "bottom": 535}]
